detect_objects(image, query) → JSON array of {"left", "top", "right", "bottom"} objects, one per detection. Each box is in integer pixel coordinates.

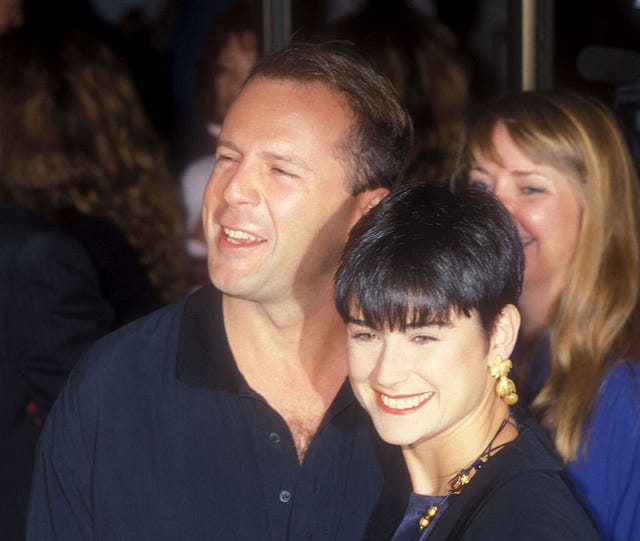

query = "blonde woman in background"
[{"left": 456, "top": 89, "right": 640, "bottom": 540}]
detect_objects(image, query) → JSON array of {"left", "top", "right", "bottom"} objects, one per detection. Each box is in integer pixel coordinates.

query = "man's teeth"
[
  {"left": 223, "top": 227, "right": 263, "bottom": 243},
  {"left": 380, "top": 392, "right": 433, "bottom": 410}
]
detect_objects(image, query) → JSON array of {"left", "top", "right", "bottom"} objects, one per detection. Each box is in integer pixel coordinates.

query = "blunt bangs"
[{"left": 335, "top": 182, "right": 523, "bottom": 334}]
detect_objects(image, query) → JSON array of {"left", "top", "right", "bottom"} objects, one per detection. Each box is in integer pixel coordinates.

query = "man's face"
[
  {"left": 0, "top": 0, "right": 22, "bottom": 35},
  {"left": 202, "top": 77, "right": 380, "bottom": 304}
]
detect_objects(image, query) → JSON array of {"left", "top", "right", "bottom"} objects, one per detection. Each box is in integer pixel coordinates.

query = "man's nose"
[{"left": 221, "top": 160, "right": 261, "bottom": 207}]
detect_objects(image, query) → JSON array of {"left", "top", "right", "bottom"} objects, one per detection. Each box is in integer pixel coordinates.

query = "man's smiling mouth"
[{"left": 223, "top": 227, "right": 266, "bottom": 244}]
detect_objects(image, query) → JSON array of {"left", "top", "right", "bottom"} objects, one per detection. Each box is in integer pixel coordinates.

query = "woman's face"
[
  {"left": 347, "top": 310, "right": 496, "bottom": 448},
  {"left": 468, "top": 122, "right": 582, "bottom": 333}
]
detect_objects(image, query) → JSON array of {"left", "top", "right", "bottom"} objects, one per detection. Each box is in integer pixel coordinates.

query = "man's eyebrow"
[{"left": 216, "top": 139, "right": 241, "bottom": 153}]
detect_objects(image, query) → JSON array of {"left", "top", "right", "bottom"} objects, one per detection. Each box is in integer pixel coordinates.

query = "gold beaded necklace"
[{"left": 417, "top": 417, "right": 517, "bottom": 531}]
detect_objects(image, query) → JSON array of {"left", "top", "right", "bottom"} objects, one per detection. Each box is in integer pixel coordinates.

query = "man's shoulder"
[
  {"left": 70, "top": 296, "right": 189, "bottom": 385},
  {"left": 71, "top": 286, "right": 224, "bottom": 385}
]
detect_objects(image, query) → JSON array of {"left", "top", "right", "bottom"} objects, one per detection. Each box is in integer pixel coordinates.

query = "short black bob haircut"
[{"left": 335, "top": 181, "right": 524, "bottom": 334}]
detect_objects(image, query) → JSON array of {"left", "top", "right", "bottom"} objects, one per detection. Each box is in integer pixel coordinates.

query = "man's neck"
[{"left": 222, "top": 293, "right": 349, "bottom": 462}]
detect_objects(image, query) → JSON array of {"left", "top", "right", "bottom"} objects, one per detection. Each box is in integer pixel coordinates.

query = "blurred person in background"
[
  {"left": 0, "top": 29, "right": 188, "bottom": 313},
  {"left": 0, "top": 28, "right": 188, "bottom": 537},
  {"left": 327, "top": 0, "right": 468, "bottom": 182},
  {"left": 0, "top": 0, "right": 22, "bottom": 34},
  {"left": 0, "top": 203, "right": 116, "bottom": 540},
  {"left": 179, "top": 0, "right": 261, "bottom": 288},
  {"left": 456, "top": 89, "right": 640, "bottom": 540}
]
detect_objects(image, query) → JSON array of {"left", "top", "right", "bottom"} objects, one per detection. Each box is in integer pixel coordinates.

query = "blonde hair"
[
  {"left": 0, "top": 32, "right": 188, "bottom": 302},
  {"left": 455, "top": 90, "right": 640, "bottom": 461}
]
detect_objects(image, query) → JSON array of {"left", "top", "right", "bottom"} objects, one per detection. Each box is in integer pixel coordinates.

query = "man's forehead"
[
  {"left": 238, "top": 76, "right": 351, "bottom": 114},
  {"left": 222, "top": 77, "right": 354, "bottom": 145}
]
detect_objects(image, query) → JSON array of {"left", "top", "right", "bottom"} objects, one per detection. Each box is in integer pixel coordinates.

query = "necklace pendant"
[
  {"left": 450, "top": 472, "right": 470, "bottom": 493},
  {"left": 418, "top": 505, "right": 439, "bottom": 530},
  {"left": 416, "top": 418, "right": 515, "bottom": 533}
]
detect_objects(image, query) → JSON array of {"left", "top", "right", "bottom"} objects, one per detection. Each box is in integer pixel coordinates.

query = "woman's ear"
[{"left": 489, "top": 304, "right": 521, "bottom": 361}]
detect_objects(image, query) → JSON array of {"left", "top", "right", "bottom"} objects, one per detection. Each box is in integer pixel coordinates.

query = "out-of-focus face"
[
  {"left": 347, "top": 311, "right": 495, "bottom": 447},
  {"left": 0, "top": 0, "right": 23, "bottom": 35},
  {"left": 468, "top": 121, "right": 582, "bottom": 333},
  {"left": 213, "top": 31, "right": 258, "bottom": 125},
  {"left": 202, "top": 77, "right": 383, "bottom": 304}
]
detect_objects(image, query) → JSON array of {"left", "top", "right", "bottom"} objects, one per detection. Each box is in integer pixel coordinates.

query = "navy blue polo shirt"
[{"left": 28, "top": 286, "right": 410, "bottom": 540}]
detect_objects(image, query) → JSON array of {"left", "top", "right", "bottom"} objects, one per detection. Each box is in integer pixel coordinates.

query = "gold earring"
[{"left": 489, "top": 355, "right": 518, "bottom": 405}]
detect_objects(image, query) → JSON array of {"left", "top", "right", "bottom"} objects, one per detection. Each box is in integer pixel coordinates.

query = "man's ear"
[
  {"left": 488, "top": 304, "right": 521, "bottom": 362},
  {"left": 358, "top": 187, "right": 389, "bottom": 216}
]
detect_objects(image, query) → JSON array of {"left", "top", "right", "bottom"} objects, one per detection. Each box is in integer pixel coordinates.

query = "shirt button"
[
  {"left": 279, "top": 490, "right": 291, "bottom": 503},
  {"left": 269, "top": 432, "right": 281, "bottom": 444}
]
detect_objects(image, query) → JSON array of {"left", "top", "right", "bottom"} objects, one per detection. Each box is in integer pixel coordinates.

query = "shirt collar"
[
  {"left": 177, "top": 285, "right": 244, "bottom": 391},
  {"left": 175, "top": 285, "right": 356, "bottom": 416}
]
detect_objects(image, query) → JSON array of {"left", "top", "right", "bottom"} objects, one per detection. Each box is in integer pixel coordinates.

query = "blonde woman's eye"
[{"left": 468, "top": 178, "right": 492, "bottom": 191}]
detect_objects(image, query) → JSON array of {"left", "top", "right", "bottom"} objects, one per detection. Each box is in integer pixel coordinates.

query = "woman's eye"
[
  {"left": 411, "top": 335, "right": 435, "bottom": 345},
  {"left": 351, "top": 331, "right": 378, "bottom": 342},
  {"left": 521, "top": 186, "right": 544, "bottom": 195},
  {"left": 467, "top": 176, "right": 492, "bottom": 191}
]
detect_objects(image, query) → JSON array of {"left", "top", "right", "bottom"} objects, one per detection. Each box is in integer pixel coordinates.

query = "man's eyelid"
[
  {"left": 258, "top": 149, "right": 312, "bottom": 177},
  {"left": 271, "top": 164, "right": 299, "bottom": 178},
  {"left": 216, "top": 152, "right": 237, "bottom": 162}
]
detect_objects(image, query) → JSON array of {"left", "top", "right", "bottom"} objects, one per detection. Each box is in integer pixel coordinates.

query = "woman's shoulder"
[
  {"left": 432, "top": 425, "right": 599, "bottom": 540},
  {"left": 594, "top": 360, "right": 640, "bottom": 422},
  {"left": 584, "top": 359, "right": 640, "bottom": 445},
  {"left": 602, "top": 360, "right": 640, "bottom": 392}
]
